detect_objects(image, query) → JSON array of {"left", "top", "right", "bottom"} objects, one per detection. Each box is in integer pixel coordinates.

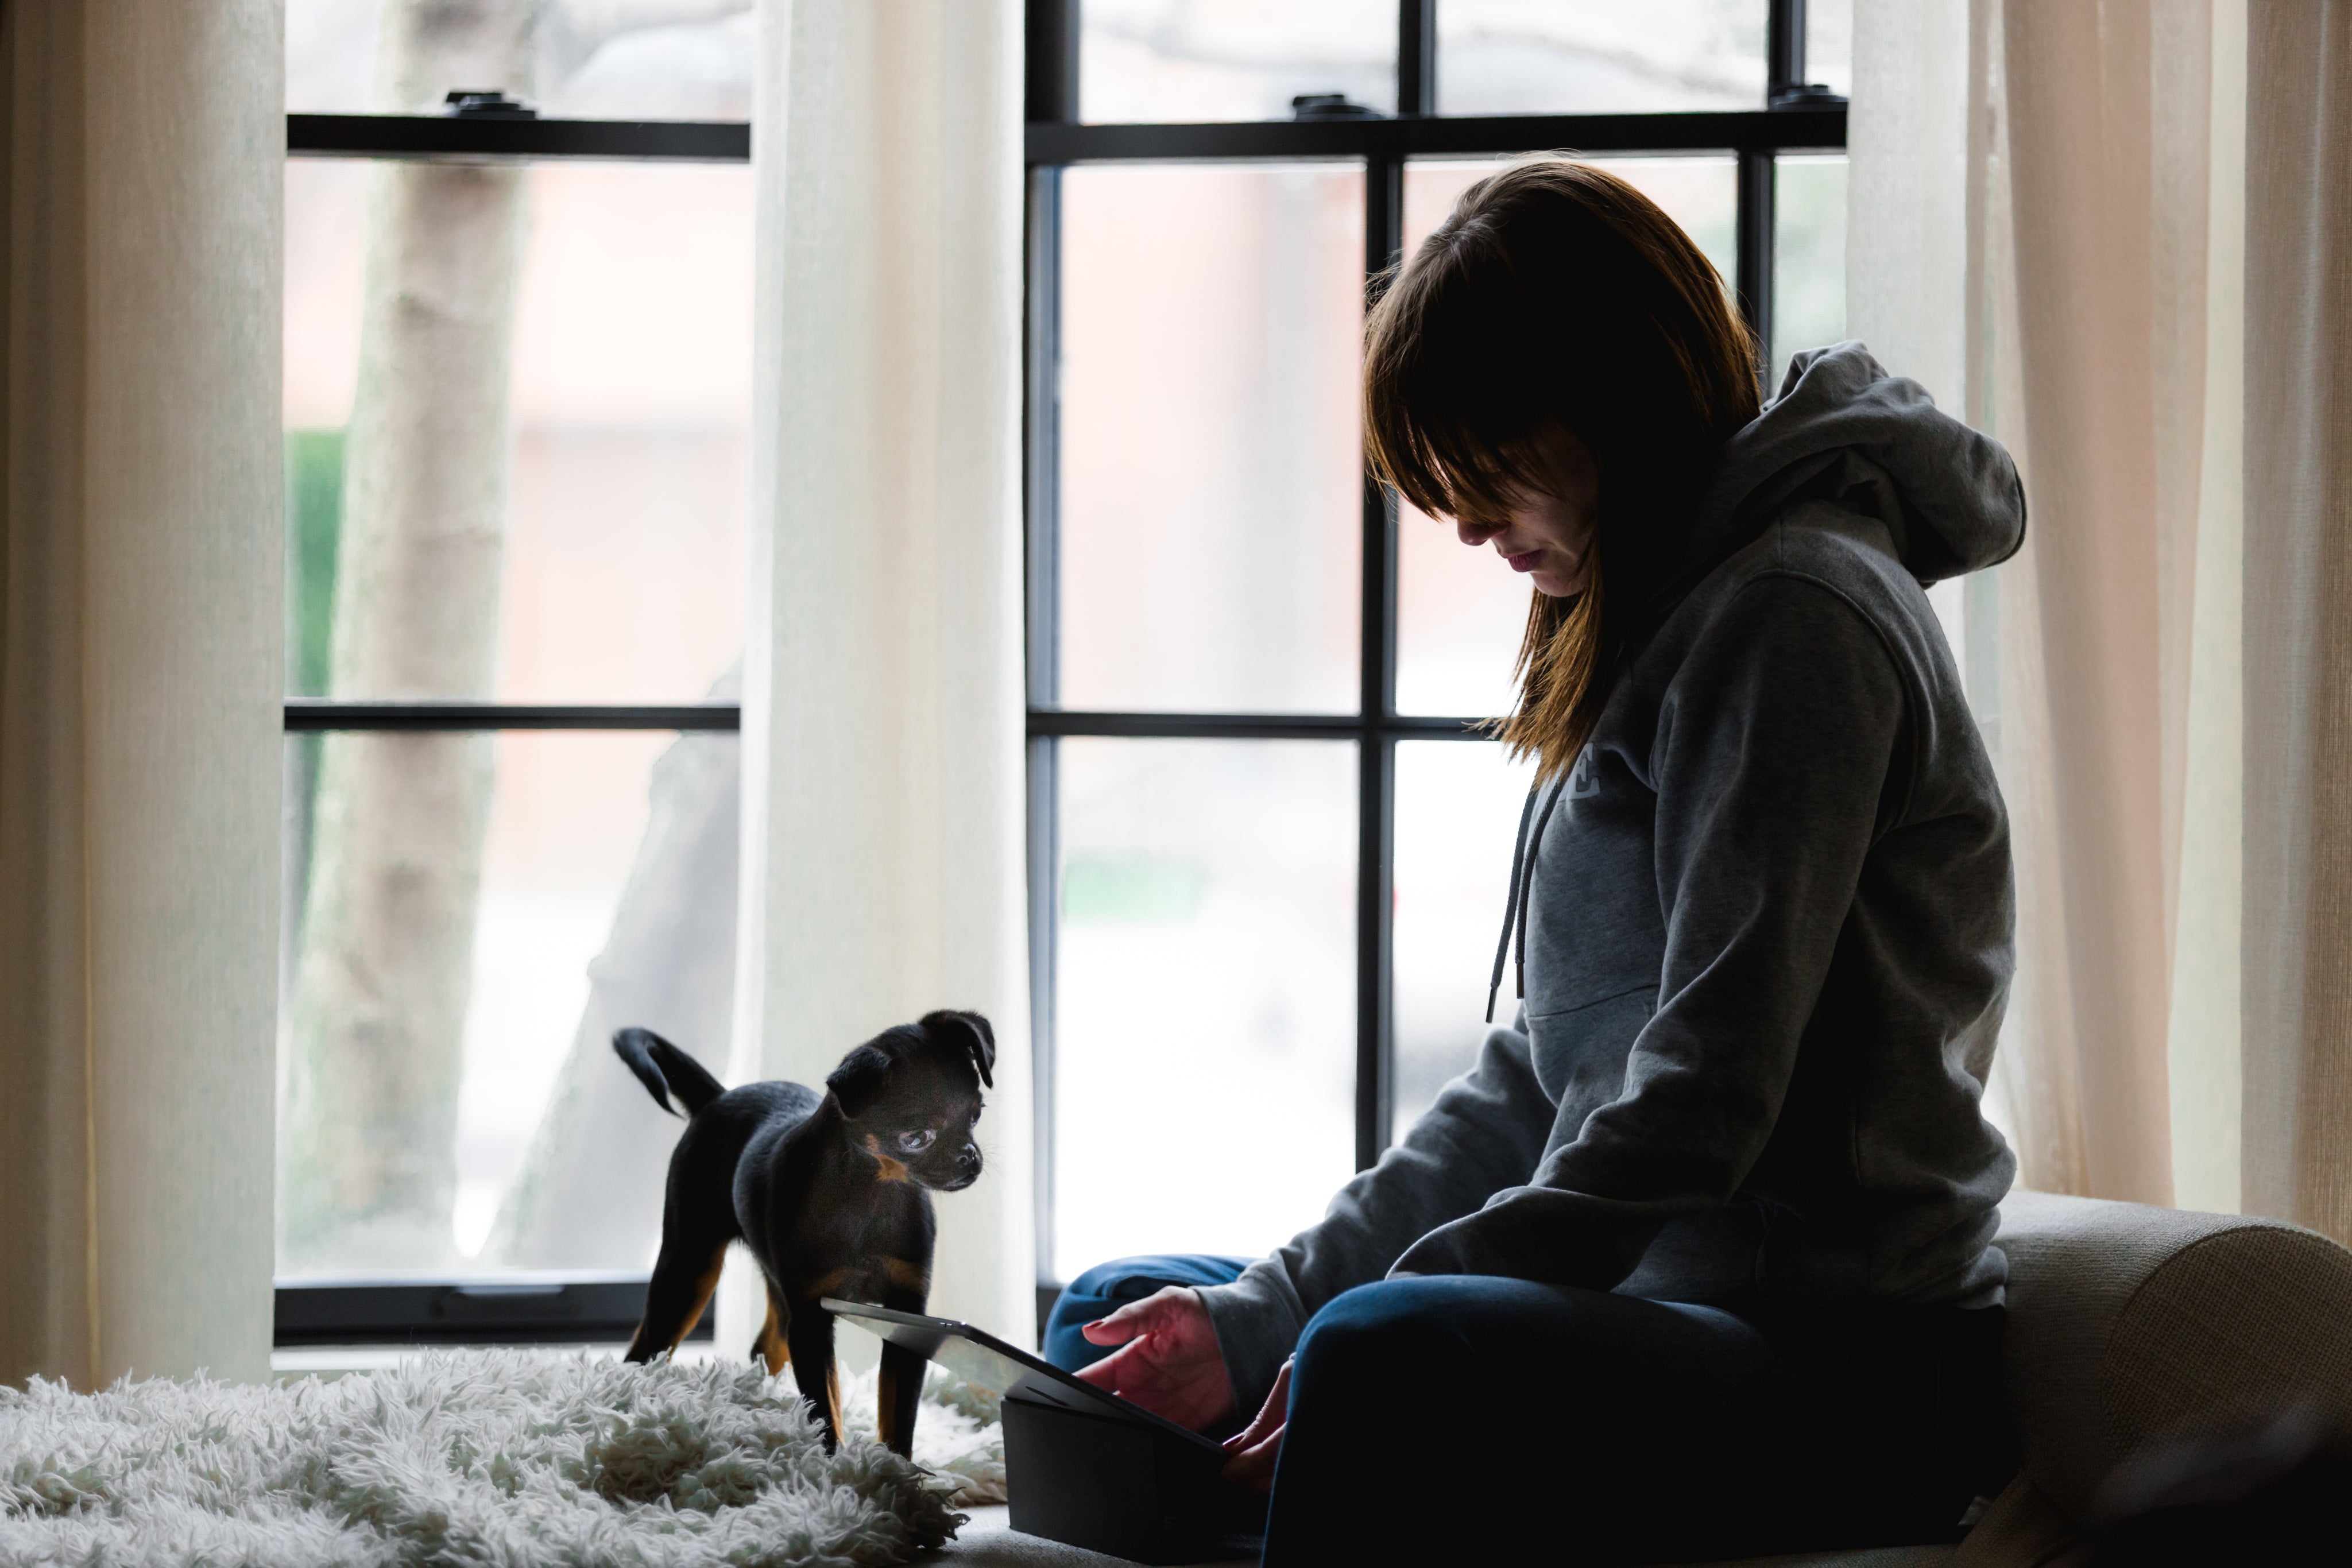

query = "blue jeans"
[{"left": 1045, "top": 1255, "right": 2007, "bottom": 1566}]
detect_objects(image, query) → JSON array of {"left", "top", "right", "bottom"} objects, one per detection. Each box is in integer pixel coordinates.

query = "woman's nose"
[{"left": 1457, "top": 518, "right": 1499, "bottom": 548}]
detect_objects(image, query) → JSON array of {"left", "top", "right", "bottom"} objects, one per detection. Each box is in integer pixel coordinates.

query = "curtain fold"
[
  {"left": 2242, "top": 0, "right": 2352, "bottom": 1242},
  {"left": 1854, "top": 0, "right": 2352, "bottom": 1238},
  {"left": 0, "top": 1, "right": 283, "bottom": 1387},
  {"left": 726, "top": 0, "right": 1034, "bottom": 1350},
  {"left": 1992, "top": 0, "right": 2199, "bottom": 1207}
]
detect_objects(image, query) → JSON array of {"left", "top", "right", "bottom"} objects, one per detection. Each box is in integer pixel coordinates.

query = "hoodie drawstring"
[{"left": 1486, "top": 776, "right": 1566, "bottom": 1024}]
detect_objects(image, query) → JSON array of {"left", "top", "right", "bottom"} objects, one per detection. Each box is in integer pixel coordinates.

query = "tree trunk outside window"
[{"left": 281, "top": 0, "right": 533, "bottom": 1271}]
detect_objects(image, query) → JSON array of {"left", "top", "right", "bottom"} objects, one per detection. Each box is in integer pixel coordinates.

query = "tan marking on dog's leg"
[
  {"left": 756, "top": 1292, "right": 791, "bottom": 1376},
  {"left": 806, "top": 1266, "right": 854, "bottom": 1300},
  {"left": 881, "top": 1257, "right": 930, "bottom": 1294},
  {"left": 676, "top": 1255, "right": 726, "bottom": 1341},
  {"left": 628, "top": 1246, "right": 728, "bottom": 1361},
  {"left": 826, "top": 1358, "right": 845, "bottom": 1443}
]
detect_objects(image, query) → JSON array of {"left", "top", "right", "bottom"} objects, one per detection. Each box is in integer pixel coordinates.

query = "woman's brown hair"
[{"left": 1364, "top": 159, "right": 1760, "bottom": 781}]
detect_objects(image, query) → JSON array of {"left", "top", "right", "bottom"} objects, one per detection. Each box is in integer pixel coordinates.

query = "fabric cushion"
[{"left": 1992, "top": 1188, "right": 2352, "bottom": 1517}]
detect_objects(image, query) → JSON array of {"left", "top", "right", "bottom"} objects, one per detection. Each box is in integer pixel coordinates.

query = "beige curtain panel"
[
  {"left": 0, "top": 0, "right": 284, "bottom": 1388},
  {"left": 723, "top": 0, "right": 1034, "bottom": 1353},
  {"left": 2242, "top": 0, "right": 2352, "bottom": 1244},
  {"left": 1851, "top": 0, "right": 2352, "bottom": 1241}
]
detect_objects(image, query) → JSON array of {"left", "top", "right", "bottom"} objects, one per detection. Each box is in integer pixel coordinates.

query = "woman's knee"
[{"left": 1293, "top": 1277, "right": 1477, "bottom": 1385}]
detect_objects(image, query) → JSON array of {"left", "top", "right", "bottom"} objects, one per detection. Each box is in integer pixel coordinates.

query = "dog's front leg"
[
  {"left": 873, "top": 1340, "right": 926, "bottom": 1458},
  {"left": 873, "top": 1257, "right": 933, "bottom": 1457},
  {"left": 784, "top": 1301, "right": 844, "bottom": 1450}
]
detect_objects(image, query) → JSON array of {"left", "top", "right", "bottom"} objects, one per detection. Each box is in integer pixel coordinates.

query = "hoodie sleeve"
[
  {"left": 1391, "top": 571, "right": 1905, "bottom": 1287},
  {"left": 1194, "top": 1016, "right": 1557, "bottom": 1416}
]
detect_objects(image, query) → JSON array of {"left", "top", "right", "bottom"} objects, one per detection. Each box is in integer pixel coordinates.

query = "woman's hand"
[
  {"left": 1218, "top": 1358, "right": 1290, "bottom": 1494},
  {"left": 1073, "top": 1286, "right": 1237, "bottom": 1433}
]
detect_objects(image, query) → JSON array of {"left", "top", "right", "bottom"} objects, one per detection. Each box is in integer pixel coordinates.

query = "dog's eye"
[{"left": 896, "top": 1129, "right": 937, "bottom": 1155}]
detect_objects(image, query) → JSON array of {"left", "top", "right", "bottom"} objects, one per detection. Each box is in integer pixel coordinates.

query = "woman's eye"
[{"left": 897, "top": 1129, "right": 937, "bottom": 1155}]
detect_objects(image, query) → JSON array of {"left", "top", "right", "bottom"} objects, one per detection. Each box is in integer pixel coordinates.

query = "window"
[
  {"left": 276, "top": 1, "right": 753, "bottom": 1350},
  {"left": 274, "top": 0, "right": 1850, "bottom": 1348},
  {"left": 1026, "top": 0, "right": 1848, "bottom": 1290}
]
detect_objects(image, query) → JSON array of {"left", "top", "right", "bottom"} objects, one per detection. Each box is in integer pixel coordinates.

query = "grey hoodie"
[{"left": 1197, "top": 344, "right": 2024, "bottom": 1418}]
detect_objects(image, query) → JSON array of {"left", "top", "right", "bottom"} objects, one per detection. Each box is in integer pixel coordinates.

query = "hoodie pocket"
[{"left": 1527, "top": 984, "right": 1658, "bottom": 1125}]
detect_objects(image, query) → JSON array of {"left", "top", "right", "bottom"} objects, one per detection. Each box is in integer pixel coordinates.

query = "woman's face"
[{"left": 1451, "top": 424, "right": 1601, "bottom": 598}]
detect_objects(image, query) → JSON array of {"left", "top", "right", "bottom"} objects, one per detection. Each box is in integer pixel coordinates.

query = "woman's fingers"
[
  {"left": 1072, "top": 1335, "right": 1147, "bottom": 1391},
  {"left": 1219, "top": 1423, "right": 1283, "bottom": 1494},
  {"left": 1218, "top": 1358, "right": 1290, "bottom": 1492},
  {"left": 1068, "top": 1286, "right": 1237, "bottom": 1431},
  {"left": 1220, "top": 1358, "right": 1291, "bottom": 1451},
  {"left": 1078, "top": 1285, "right": 1186, "bottom": 1344}
]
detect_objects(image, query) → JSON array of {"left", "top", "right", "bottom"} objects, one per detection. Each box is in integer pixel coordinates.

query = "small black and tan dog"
[{"left": 612, "top": 1011, "right": 993, "bottom": 1456}]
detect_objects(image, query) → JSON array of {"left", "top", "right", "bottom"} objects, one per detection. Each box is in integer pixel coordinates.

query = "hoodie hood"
[{"left": 1658, "top": 342, "right": 2026, "bottom": 604}]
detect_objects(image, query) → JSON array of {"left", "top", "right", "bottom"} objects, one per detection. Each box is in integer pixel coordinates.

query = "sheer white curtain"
[
  {"left": 1853, "top": 0, "right": 2352, "bottom": 1241},
  {"left": 0, "top": 1, "right": 284, "bottom": 1387},
  {"left": 723, "top": 0, "right": 1034, "bottom": 1351}
]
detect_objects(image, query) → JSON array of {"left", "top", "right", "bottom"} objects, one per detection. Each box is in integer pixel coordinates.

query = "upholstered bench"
[{"left": 931, "top": 1191, "right": 2352, "bottom": 1567}]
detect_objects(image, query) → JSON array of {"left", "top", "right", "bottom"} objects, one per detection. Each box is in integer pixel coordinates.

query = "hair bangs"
[
  {"left": 1365, "top": 224, "right": 1553, "bottom": 527},
  {"left": 1363, "top": 157, "right": 1762, "bottom": 781}
]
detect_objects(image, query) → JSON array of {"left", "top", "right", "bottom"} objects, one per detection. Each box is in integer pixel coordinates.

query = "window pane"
[
  {"left": 1057, "top": 164, "right": 1364, "bottom": 714},
  {"left": 1392, "top": 156, "right": 1734, "bottom": 719},
  {"left": 280, "top": 729, "right": 739, "bottom": 1276},
  {"left": 1437, "top": 0, "right": 1767, "bottom": 115},
  {"left": 1081, "top": 1, "right": 1397, "bottom": 123},
  {"left": 1397, "top": 495, "right": 1525, "bottom": 721},
  {"left": 1806, "top": 0, "right": 1854, "bottom": 99},
  {"left": 288, "top": 0, "right": 753, "bottom": 118},
  {"left": 1052, "top": 738, "right": 1356, "bottom": 1280},
  {"left": 285, "top": 158, "right": 750, "bottom": 703},
  {"left": 1393, "top": 740, "right": 1537, "bottom": 1144},
  {"left": 1773, "top": 155, "right": 1850, "bottom": 386}
]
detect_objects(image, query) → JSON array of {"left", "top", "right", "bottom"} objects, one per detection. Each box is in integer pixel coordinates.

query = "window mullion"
[
  {"left": 1024, "top": 150, "right": 1066, "bottom": 1292},
  {"left": 1357, "top": 153, "right": 1405, "bottom": 1173},
  {"left": 1398, "top": 0, "right": 1436, "bottom": 118},
  {"left": 1769, "top": 0, "right": 1809, "bottom": 96},
  {"left": 1024, "top": 0, "right": 1076, "bottom": 1298},
  {"left": 1744, "top": 0, "right": 1806, "bottom": 387}
]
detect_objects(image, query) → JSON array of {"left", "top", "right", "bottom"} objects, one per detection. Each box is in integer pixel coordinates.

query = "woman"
[{"left": 1047, "top": 161, "right": 2023, "bottom": 1563}]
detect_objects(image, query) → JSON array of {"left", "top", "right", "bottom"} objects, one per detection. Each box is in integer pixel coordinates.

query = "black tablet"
[{"left": 822, "top": 1297, "right": 1225, "bottom": 1455}]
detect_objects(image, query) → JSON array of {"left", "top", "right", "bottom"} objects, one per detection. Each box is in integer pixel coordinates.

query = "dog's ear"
[
  {"left": 827, "top": 1044, "right": 895, "bottom": 1119},
  {"left": 922, "top": 1009, "right": 995, "bottom": 1090}
]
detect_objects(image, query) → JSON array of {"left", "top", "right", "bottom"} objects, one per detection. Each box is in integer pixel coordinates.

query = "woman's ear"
[{"left": 826, "top": 1044, "right": 895, "bottom": 1118}]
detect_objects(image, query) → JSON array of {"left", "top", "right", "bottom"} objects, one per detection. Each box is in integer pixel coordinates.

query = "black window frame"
[
  {"left": 1022, "top": 0, "right": 1846, "bottom": 1314},
  {"left": 277, "top": 109, "right": 749, "bottom": 1349},
  {"left": 275, "top": 0, "right": 1848, "bottom": 1347}
]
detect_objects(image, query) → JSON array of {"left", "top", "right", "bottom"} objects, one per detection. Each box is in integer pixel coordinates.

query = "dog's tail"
[{"left": 613, "top": 1028, "right": 728, "bottom": 1118}]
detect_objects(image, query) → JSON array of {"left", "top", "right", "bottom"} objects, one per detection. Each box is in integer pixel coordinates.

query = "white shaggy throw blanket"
[{"left": 1, "top": 1350, "right": 1007, "bottom": 1567}]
